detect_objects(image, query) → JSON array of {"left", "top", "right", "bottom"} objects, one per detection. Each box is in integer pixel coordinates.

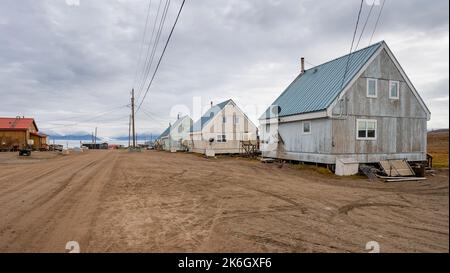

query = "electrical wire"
[
  {"left": 132, "top": 0, "right": 153, "bottom": 89},
  {"left": 340, "top": 0, "right": 364, "bottom": 89},
  {"left": 136, "top": 0, "right": 186, "bottom": 113},
  {"left": 135, "top": 0, "right": 166, "bottom": 100},
  {"left": 136, "top": 0, "right": 170, "bottom": 101},
  {"left": 42, "top": 105, "right": 129, "bottom": 130},
  {"left": 369, "top": 0, "right": 387, "bottom": 45},
  {"left": 355, "top": 0, "right": 376, "bottom": 50}
]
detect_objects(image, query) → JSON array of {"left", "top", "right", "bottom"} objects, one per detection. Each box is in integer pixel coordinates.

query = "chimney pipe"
[{"left": 300, "top": 57, "right": 305, "bottom": 74}]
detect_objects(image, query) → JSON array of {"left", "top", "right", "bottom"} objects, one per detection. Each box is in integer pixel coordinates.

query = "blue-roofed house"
[
  {"left": 156, "top": 115, "right": 193, "bottom": 152},
  {"left": 189, "top": 99, "right": 258, "bottom": 155},
  {"left": 259, "top": 41, "right": 430, "bottom": 172}
]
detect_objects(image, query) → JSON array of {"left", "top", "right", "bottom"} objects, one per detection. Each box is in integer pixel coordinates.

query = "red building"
[{"left": 0, "top": 117, "right": 48, "bottom": 151}]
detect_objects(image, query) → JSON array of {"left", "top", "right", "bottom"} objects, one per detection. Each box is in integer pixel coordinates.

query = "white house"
[
  {"left": 157, "top": 115, "right": 193, "bottom": 152},
  {"left": 189, "top": 99, "right": 258, "bottom": 155}
]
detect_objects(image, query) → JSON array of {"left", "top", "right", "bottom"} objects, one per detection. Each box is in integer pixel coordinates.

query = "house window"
[
  {"left": 266, "top": 124, "right": 271, "bottom": 133},
  {"left": 367, "top": 78, "right": 378, "bottom": 98},
  {"left": 178, "top": 125, "right": 183, "bottom": 133},
  {"left": 302, "top": 121, "right": 311, "bottom": 134},
  {"left": 357, "top": 119, "right": 377, "bottom": 140},
  {"left": 234, "top": 116, "right": 240, "bottom": 125},
  {"left": 222, "top": 117, "right": 226, "bottom": 123},
  {"left": 389, "top": 81, "right": 400, "bottom": 99},
  {"left": 217, "top": 134, "right": 227, "bottom": 143}
]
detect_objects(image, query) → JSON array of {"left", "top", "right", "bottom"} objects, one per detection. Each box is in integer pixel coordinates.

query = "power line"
[
  {"left": 43, "top": 105, "right": 128, "bottom": 124},
  {"left": 43, "top": 106, "right": 129, "bottom": 130},
  {"left": 135, "top": 0, "right": 166, "bottom": 101},
  {"left": 340, "top": 0, "right": 364, "bottom": 89},
  {"left": 355, "top": 0, "right": 376, "bottom": 50},
  {"left": 369, "top": 0, "right": 387, "bottom": 45},
  {"left": 132, "top": 0, "right": 153, "bottom": 89},
  {"left": 136, "top": 0, "right": 170, "bottom": 101},
  {"left": 136, "top": 0, "right": 186, "bottom": 113}
]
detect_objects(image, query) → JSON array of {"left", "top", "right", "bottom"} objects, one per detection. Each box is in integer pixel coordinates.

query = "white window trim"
[
  {"left": 356, "top": 119, "right": 377, "bottom": 141},
  {"left": 217, "top": 134, "right": 227, "bottom": 143},
  {"left": 366, "top": 78, "right": 378, "bottom": 98},
  {"left": 302, "top": 121, "right": 312, "bottom": 135},
  {"left": 389, "top": 80, "right": 400, "bottom": 100}
]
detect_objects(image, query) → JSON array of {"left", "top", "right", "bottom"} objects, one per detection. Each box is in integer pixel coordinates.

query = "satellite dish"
[{"left": 271, "top": 106, "right": 281, "bottom": 115}]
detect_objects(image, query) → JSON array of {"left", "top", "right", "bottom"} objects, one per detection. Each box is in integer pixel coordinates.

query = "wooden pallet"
[{"left": 379, "top": 159, "right": 415, "bottom": 177}]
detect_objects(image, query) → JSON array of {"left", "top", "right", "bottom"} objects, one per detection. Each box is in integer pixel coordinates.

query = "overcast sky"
[{"left": 0, "top": 0, "right": 448, "bottom": 138}]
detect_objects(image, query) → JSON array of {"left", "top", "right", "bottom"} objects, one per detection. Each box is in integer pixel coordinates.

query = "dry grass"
[
  {"left": 294, "top": 163, "right": 334, "bottom": 175},
  {"left": 428, "top": 129, "right": 449, "bottom": 169}
]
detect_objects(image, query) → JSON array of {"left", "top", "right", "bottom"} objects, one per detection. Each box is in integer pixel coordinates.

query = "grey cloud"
[{"left": 0, "top": 0, "right": 448, "bottom": 137}]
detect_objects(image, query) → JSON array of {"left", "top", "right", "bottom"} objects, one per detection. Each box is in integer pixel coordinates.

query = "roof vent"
[{"left": 313, "top": 68, "right": 318, "bottom": 73}]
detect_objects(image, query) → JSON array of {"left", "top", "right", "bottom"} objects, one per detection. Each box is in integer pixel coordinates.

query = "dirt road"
[{"left": 0, "top": 150, "right": 448, "bottom": 253}]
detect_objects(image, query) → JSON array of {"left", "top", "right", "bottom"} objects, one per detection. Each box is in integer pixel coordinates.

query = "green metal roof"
[
  {"left": 158, "top": 115, "right": 192, "bottom": 139},
  {"left": 191, "top": 99, "right": 232, "bottom": 132},
  {"left": 261, "top": 41, "right": 384, "bottom": 119},
  {"left": 158, "top": 126, "right": 170, "bottom": 139}
]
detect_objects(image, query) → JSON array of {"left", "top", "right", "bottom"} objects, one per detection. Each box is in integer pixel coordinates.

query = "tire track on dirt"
[
  {"left": 0, "top": 152, "right": 113, "bottom": 252},
  {"left": 0, "top": 159, "right": 100, "bottom": 208}
]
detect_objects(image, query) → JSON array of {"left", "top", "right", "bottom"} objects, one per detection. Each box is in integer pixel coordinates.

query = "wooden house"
[
  {"left": 259, "top": 41, "right": 431, "bottom": 170},
  {"left": 0, "top": 117, "right": 48, "bottom": 151}
]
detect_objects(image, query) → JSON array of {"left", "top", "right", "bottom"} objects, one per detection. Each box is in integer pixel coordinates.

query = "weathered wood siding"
[
  {"left": 266, "top": 48, "right": 428, "bottom": 164},
  {"left": 0, "top": 130, "right": 28, "bottom": 150},
  {"left": 278, "top": 118, "right": 332, "bottom": 154},
  {"left": 331, "top": 49, "right": 428, "bottom": 160}
]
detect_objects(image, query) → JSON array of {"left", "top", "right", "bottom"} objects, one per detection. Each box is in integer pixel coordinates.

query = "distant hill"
[
  {"left": 429, "top": 129, "right": 449, "bottom": 134},
  {"left": 428, "top": 129, "right": 449, "bottom": 168},
  {"left": 114, "top": 134, "right": 158, "bottom": 141},
  {"left": 47, "top": 134, "right": 101, "bottom": 141}
]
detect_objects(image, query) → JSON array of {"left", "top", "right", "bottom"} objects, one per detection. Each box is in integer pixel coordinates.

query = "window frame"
[
  {"left": 217, "top": 134, "right": 227, "bottom": 143},
  {"left": 389, "top": 80, "right": 400, "bottom": 100},
  {"left": 366, "top": 78, "right": 378, "bottom": 98},
  {"left": 302, "top": 121, "right": 312, "bottom": 135},
  {"left": 356, "top": 119, "right": 377, "bottom": 141},
  {"left": 222, "top": 116, "right": 227, "bottom": 124},
  {"left": 234, "top": 115, "right": 240, "bottom": 125}
]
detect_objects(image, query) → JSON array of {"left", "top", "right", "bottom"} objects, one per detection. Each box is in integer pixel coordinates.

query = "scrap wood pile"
[
  {"left": 361, "top": 159, "right": 428, "bottom": 182},
  {"left": 240, "top": 141, "right": 260, "bottom": 158}
]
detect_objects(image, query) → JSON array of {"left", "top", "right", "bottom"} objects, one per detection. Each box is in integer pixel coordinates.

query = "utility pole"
[
  {"left": 94, "top": 127, "right": 98, "bottom": 146},
  {"left": 131, "top": 88, "right": 136, "bottom": 148},
  {"left": 128, "top": 115, "right": 131, "bottom": 148}
]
